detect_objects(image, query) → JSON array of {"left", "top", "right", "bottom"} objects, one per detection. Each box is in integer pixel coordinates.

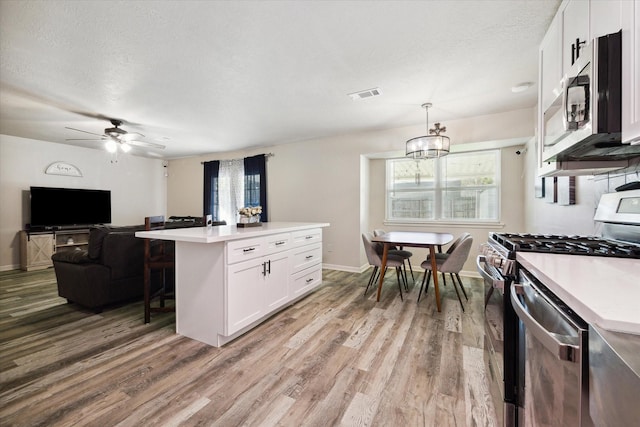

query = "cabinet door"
[
  {"left": 562, "top": 0, "right": 589, "bottom": 74},
  {"left": 264, "top": 252, "right": 290, "bottom": 311},
  {"left": 291, "top": 265, "right": 323, "bottom": 298},
  {"left": 265, "top": 232, "right": 291, "bottom": 255},
  {"left": 21, "top": 232, "right": 54, "bottom": 270},
  {"left": 226, "top": 258, "right": 264, "bottom": 334},
  {"left": 226, "top": 237, "right": 265, "bottom": 265},
  {"left": 622, "top": 0, "right": 640, "bottom": 144},
  {"left": 540, "top": 14, "right": 563, "bottom": 112},
  {"left": 590, "top": 0, "right": 621, "bottom": 39},
  {"left": 290, "top": 243, "right": 322, "bottom": 274}
]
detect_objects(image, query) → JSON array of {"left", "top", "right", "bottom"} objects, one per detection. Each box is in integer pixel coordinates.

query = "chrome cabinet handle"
[
  {"left": 510, "top": 284, "right": 580, "bottom": 363},
  {"left": 243, "top": 247, "right": 256, "bottom": 253},
  {"left": 306, "top": 278, "right": 314, "bottom": 283},
  {"left": 305, "top": 255, "right": 313, "bottom": 260},
  {"left": 305, "top": 235, "right": 313, "bottom": 240},
  {"left": 275, "top": 241, "right": 286, "bottom": 246}
]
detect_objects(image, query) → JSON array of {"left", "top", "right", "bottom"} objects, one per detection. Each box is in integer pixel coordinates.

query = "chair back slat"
[{"left": 145, "top": 216, "right": 166, "bottom": 231}]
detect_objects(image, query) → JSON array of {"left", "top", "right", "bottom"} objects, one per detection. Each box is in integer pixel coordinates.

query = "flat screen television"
[{"left": 30, "top": 186, "right": 111, "bottom": 229}]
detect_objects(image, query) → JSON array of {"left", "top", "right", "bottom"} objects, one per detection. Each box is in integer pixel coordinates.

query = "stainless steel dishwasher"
[{"left": 510, "top": 269, "right": 592, "bottom": 427}]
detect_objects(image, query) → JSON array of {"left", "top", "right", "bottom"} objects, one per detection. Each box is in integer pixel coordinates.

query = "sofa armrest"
[{"left": 51, "top": 249, "right": 93, "bottom": 264}]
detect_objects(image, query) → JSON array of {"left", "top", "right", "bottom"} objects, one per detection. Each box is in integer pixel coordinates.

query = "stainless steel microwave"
[{"left": 541, "top": 31, "right": 639, "bottom": 163}]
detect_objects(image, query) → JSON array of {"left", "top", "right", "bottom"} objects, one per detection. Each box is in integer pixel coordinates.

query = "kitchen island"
[
  {"left": 136, "top": 222, "right": 329, "bottom": 346},
  {"left": 516, "top": 252, "right": 640, "bottom": 335}
]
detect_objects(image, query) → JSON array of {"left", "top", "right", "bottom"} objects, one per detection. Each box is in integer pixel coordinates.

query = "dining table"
[{"left": 372, "top": 231, "right": 453, "bottom": 311}]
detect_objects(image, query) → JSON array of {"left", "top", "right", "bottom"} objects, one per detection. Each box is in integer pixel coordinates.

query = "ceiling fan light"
[
  {"left": 120, "top": 142, "right": 132, "bottom": 153},
  {"left": 105, "top": 139, "right": 117, "bottom": 153}
]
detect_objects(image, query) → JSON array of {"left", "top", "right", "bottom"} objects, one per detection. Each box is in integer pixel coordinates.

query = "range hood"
[
  {"left": 539, "top": 137, "right": 640, "bottom": 176},
  {"left": 538, "top": 159, "right": 630, "bottom": 177}
]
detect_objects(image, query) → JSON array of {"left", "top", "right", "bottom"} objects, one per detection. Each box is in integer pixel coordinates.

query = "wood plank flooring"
[{"left": 0, "top": 267, "right": 497, "bottom": 426}]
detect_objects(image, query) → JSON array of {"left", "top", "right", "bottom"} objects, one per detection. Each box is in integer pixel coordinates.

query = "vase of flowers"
[{"left": 238, "top": 206, "right": 262, "bottom": 226}]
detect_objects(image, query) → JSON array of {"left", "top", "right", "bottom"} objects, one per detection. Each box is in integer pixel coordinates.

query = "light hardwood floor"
[{"left": 0, "top": 267, "right": 497, "bottom": 426}]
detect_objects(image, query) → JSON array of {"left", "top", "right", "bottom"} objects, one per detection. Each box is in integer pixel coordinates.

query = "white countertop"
[
  {"left": 135, "top": 221, "right": 329, "bottom": 243},
  {"left": 517, "top": 252, "right": 640, "bottom": 335}
]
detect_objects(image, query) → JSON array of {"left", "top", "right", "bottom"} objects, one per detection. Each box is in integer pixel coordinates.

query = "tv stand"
[{"left": 20, "top": 229, "right": 90, "bottom": 271}]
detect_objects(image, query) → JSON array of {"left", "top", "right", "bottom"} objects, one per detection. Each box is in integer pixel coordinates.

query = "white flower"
[{"left": 238, "top": 206, "right": 262, "bottom": 217}]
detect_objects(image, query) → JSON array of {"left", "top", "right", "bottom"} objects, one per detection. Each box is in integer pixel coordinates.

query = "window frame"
[{"left": 384, "top": 149, "right": 501, "bottom": 224}]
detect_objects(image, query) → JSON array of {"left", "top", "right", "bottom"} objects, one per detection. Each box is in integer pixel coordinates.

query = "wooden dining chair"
[
  {"left": 143, "top": 215, "right": 175, "bottom": 323},
  {"left": 418, "top": 235, "right": 473, "bottom": 311},
  {"left": 362, "top": 232, "right": 407, "bottom": 300}
]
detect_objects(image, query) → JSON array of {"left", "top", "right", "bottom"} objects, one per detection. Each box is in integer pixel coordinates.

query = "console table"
[
  {"left": 135, "top": 222, "right": 329, "bottom": 347},
  {"left": 20, "top": 229, "right": 90, "bottom": 271}
]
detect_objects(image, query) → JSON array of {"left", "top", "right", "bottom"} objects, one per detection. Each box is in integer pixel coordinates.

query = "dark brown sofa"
[{"left": 52, "top": 225, "right": 151, "bottom": 311}]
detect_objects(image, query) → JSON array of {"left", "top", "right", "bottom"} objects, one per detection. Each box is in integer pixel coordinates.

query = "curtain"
[
  {"left": 203, "top": 160, "right": 219, "bottom": 219},
  {"left": 244, "top": 154, "right": 268, "bottom": 222},
  {"left": 203, "top": 154, "right": 268, "bottom": 223},
  {"left": 218, "top": 159, "right": 244, "bottom": 224}
]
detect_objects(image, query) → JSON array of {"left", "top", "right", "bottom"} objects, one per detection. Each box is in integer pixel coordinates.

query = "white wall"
[
  {"left": 0, "top": 135, "right": 167, "bottom": 270},
  {"left": 167, "top": 108, "right": 536, "bottom": 272}
]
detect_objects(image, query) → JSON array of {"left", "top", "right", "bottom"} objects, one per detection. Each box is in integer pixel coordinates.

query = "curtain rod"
[{"left": 200, "top": 153, "right": 274, "bottom": 165}]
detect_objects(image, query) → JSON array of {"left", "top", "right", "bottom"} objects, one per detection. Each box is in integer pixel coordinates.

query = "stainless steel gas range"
[{"left": 478, "top": 189, "right": 640, "bottom": 427}]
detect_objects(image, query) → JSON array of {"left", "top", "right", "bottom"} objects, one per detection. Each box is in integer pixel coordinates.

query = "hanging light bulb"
[
  {"left": 105, "top": 139, "right": 117, "bottom": 153},
  {"left": 406, "top": 103, "right": 451, "bottom": 159}
]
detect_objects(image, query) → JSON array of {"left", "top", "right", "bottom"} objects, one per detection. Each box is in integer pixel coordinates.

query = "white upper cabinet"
[
  {"left": 590, "top": 0, "right": 622, "bottom": 39},
  {"left": 537, "top": 0, "right": 638, "bottom": 175},
  {"left": 540, "top": 14, "right": 563, "bottom": 112},
  {"left": 622, "top": 0, "right": 640, "bottom": 144},
  {"left": 562, "top": 0, "right": 590, "bottom": 75}
]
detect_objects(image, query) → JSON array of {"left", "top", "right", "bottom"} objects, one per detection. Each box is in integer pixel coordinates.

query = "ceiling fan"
[{"left": 66, "top": 119, "right": 166, "bottom": 153}]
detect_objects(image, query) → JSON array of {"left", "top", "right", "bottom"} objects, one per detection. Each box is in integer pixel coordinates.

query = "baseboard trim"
[
  {"left": 322, "top": 263, "right": 365, "bottom": 273},
  {"left": 0, "top": 264, "right": 21, "bottom": 272},
  {"left": 322, "top": 263, "right": 481, "bottom": 279}
]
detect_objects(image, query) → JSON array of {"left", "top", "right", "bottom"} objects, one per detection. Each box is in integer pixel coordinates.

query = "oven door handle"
[
  {"left": 510, "top": 284, "right": 580, "bottom": 363},
  {"left": 476, "top": 255, "right": 504, "bottom": 290}
]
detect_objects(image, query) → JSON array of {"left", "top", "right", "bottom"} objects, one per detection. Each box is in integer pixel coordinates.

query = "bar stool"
[{"left": 143, "top": 216, "right": 175, "bottom": 323}]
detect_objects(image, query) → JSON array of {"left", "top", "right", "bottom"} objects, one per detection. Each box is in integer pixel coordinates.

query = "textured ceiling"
[{"left": 0, "top": 0, "right": 560, "bottom": 159}]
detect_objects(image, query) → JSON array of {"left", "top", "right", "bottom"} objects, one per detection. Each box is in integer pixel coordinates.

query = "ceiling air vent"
[{"left": 348, "top": 87, "right": 382, "bottom": 100}]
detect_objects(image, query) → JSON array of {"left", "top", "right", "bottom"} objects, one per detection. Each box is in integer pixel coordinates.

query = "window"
[
  {"left": 386, "top": 150, "right": 500, "bottom": 222},
  {"left": 203, "top": 154, "right": 268, "bottom": 223}
]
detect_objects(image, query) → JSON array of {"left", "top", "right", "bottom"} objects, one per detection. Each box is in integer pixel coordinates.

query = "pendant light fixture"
[{"left": 405, "top": 103, "right": 450, "bottom": 159}]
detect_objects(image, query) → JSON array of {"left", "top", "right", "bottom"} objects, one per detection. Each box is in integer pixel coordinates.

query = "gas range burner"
[{"left": 490, "top": 232, "right": 640, "bottom": 259}]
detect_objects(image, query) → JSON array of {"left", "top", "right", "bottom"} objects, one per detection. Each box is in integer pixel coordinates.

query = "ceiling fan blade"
[
  {"left": 65, "top": 127, "right": 106, "bottom": 137},
  {"left": 121, "top": 132, "right": 145, "bottom": 141},
  {"left": 65, "top": 138, "right": 105, "bottom": 141},
  {"left": 128, "top": 140, "right": 166, "bottom": 150}
]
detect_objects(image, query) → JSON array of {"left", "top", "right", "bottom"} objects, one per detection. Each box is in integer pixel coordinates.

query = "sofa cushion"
[
  {"left": 88, "top": 226, "right": 111, "bottom": 260},
  {"left": 52, "top": 249, "right": 93, "bottom": 264},
  {"left": 88, "top": 225, "right": 145, "bottom": 260}
]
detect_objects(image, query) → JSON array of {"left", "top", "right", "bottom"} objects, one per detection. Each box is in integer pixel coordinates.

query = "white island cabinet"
[{"left": 135, "top": 222, "right": 329, "bottom": 347}]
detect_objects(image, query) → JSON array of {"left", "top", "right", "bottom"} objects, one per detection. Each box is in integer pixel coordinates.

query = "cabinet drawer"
[
  {"left": 291, "top": 243, "right": 322, "bottom": 274},
  {"left": 291, "top": 264, "right": 322, "bottom": 297},
  {"left": 291, "top": 228, "right": 322, "bottom": 248},
  {"left": 226, "top": 237, "right": 265, "bottom": 264},
  {"left": 265, "top": 232, "right": 291, "bottom": 255}
]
